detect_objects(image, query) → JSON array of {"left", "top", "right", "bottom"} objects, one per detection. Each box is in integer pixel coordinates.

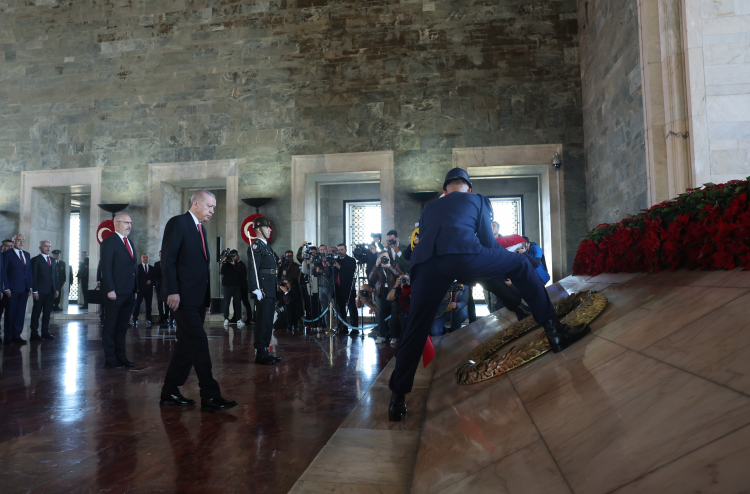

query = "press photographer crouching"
[
  {"left": 368, "top": 252, "right": 402, "bottom": 343},
  {"left": 430, "top": 282, "right": 469, "bottom": 336},
  {"left": 356, "top": 284, "right": 377, "bottom": 314},
  {"left": 386, "top": 274, "right": 411, "bottom": 344},
  {"left": 220, "top": 249, "right": 246, "bottom": 328},
  {"left": 274, "top": 275, "right": 304, "bottom": 331}
]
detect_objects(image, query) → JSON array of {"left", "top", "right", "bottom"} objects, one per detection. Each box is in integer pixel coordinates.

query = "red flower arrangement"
[{"left": 573, "top": 179, "right": 750, "bottom": 276}]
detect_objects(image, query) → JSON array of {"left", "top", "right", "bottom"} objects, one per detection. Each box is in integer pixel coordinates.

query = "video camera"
[
  {"left": 302, "top": 242, "right": 315, "bottom": 260},
  {"left": 220, "top": 248, "right": 236, "bottom": 263},
  {"left": 352, "top": 243, "right": 370, "bottom": 263}
]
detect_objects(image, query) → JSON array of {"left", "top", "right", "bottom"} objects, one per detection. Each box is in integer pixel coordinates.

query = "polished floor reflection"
[{"left": 0, "top": 321, "right": 395, "bottom": 493}]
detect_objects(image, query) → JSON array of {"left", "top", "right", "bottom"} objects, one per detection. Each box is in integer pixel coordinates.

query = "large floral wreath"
[{"left": 573, "top": 179, "right": 750, "bottom": 276}]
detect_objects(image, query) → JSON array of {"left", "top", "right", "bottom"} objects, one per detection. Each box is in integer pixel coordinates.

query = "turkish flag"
[{"left": 422, "top": 336, "right": 435, "bottom": 367}]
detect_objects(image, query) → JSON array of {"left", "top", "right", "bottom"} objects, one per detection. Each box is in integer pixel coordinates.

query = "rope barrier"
[
  {"left": 300, "top": 306, "right": 329, "bottom": 323},
  {"left": 331, "top": 306, "right": 379, "bottom": 330}
]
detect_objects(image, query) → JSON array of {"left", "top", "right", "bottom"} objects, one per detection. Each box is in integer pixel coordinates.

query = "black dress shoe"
[
  {"left": 104, "top": 362, "right": 125, "bottom": 369},
  {"left": 29, "top": 333, "right": 43, "bottom": 341},
  {"left": 255, "top": 350, "right": 278, "bottom": 365},
  {"left": 159, "top": 323, "right": 169, "bottom": 329},
  {"left": 118, "top": 359, "right": 137, "bottom": 367},
  {"left": 543, "top": 319, "right": 590, "bottom": 353},
  {"left": 13, "top": 337, "right": 27, "bottom": 345},
  {"left": 41, "top": 333, "right": 55, "bottom": 340},
  {"left": 201, "top": 397, "right": 238, "bottom": 413},
  {"left": 2, "top": 338, "right": 10, "bottom": 346},
  {"left": 388, "top": 392, "right": 407, "bottom": 422},
  {"left": 513, "top": 304, "right": 533, "bottom": 321},
  {"left": 132, "top": 320, "right": 138, "bottom": 327},
  {"left": 146, "top": 320, "right": 152, "bottom": 327},
  {"left": 160, "top": 392, "right": 196, "bottom": 407}
]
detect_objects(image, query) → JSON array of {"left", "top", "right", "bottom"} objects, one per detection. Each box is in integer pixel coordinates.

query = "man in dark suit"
[
  {"left": 161, "top": 190, "right": 237, "bottom": 412},
  {"left": 0, "top": 240, "right": 12, "bottom": 340},
  {"left": 52, "top": 249, "right": 66, "bottom": 311},
  {"left": 387, "top": 169, "right": 589, "bottom": 422},
  {"left": 100, "top": 213, "right": 138, "bottom": 369},
  {"left": 78, "top": 251, "right": 89, "bottom": 309},
  {"left": 132, "top": 253, "right": 154, "bottom": 328},
  {"left": 153, "top": 250, "right": 173, "bottom": 329},
  {"left": 332, "top": 243, "right": 358, "bottom": 334},
  {"left": 2, "top": 234, "right": 33, "bottom": 345},
  {"left": 30, "top": 240, "right": 59, "bottom": 340}
]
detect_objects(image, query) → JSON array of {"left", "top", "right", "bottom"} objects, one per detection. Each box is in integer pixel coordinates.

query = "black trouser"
[
  {"left": 335, "top": 286, "right": 358, "bottom": 328},
  {"left": 308, "top": 292, "right": 320, "bottom": 326},
  {"left": 254, "top": 296, "right": 276, "bottom": 350},
  {"left": 377, "top": 289, "right": 392, "bottom": 338},
  {"left": 54, "top": 289, "right": 63, "bottom": 309},
  {"left": 390, "top": 250, "right": 557, "bottom": 395},
  {"left": 157, "top": 295, "right": 172, "bottom": 324},
  {"left": 481, "top": 278, "right": 523, "bottom": 312},
  {"left": 240, "top": 288, "right": 253, "bottom": 322},
  {"left": 79, "top": 281, "right": 88, "bottom": 308},
  {"left": 162, "top": 304, "right": 221, "bottom": 399},
  {"left": 132, "top": 289, "right": 153, "bottom": 322},
  {"left": 222, "top": 285, "right": 241, "bottom": 320},
  {"left": 103, "top": 293, "right": 136, "bottom": 365},
  {"left": 31, "top": 291, "right": 55, "bottom": 336},
  {"left": 0, "top": 296, "right": 9, "bottom": 338},
  {"left": 467, "top": 289, "right": 476, "bottom": 323}
]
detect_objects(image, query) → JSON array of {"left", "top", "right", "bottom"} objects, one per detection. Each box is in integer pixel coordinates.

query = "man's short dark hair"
[
  {"left": 2, "top": 239, "right": 11, "bottom": 244},
  {"left": 309, "top": 246, "right": 317, "bottom": 251},
  {"left": 445, "top": 177, "right": 471, "bottom": 188},
  {"left": 285, "top": 250, "right": 293, "bottom": 255},
  {"left": 371, "top": 233, "right": 381, "bottom": 238},
  {"left": 387, "top": 230, "right": 398, "bottom": 237},
  {"left": 319, "top": 244, "right": 327, "bottom": 248},
  {"left": 337, "top": 243, "right": 346, "bottom": 249}
]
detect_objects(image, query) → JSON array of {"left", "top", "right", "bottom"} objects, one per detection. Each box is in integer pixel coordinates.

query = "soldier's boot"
[{"left": 542, "top": 319, "right": 590, "bottom": 353}]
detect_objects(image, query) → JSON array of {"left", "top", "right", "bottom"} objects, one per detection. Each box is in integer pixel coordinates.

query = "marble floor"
[
  {"left": 0, "top": 320, "right": 395, "bottom": 493},
  {"left": 292, "top": 269, "right": 750, "bottom": 493}
]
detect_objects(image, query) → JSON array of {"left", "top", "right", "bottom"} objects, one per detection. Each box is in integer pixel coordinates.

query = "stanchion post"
[{"left": 325, "top": 300, "right": 336, "bottom": 335}]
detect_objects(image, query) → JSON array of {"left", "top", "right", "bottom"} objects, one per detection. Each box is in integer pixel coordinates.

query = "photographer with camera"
[
  {"left": 220, "top": 250, "right": 245, "bottom": 328},
  {"left": 332, "top": 243, "right": 358, "bottom": 334},
  {"left": 351, "top": 242, "right": 378, "bottom": 277},
  {"left": 368, "top": 252, "right": 402, "bottom": 343},
  {"left": 356, "top": 283, "right": 377, "bottom": 313},
  {"left": 273, "top": 275, "right": 304, "bottom": 331},
  {"left": 385, "top": 230, "right": 410, "bottom": 273},
  {"left": 385, "top": 273, "right": 411, "bottom": 345},
  {"left": 370, "top": 233, "right": 385, "bottom": 252},
  {"left": 430, "top": 283, "right": 470, "bottom": 336},
  {"left": 296, "top": 242, "right": 322, "bottom": 328}
]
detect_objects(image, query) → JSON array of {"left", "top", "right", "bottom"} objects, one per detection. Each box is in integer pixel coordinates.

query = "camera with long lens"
[
  {"left": 220, "top": 248, "right": 233, "bottom": 263},
  {"left": 352, "top": 243, "right": 369, "bottom": 262},
  {"left": 277, "top": 276, "right": 289, "bottom": 288},
  {"left": 380, "top": 255, "right": 390, "bottom": 266},
  {"left": 359, "top": 289, "right": 370, "bottom": 297},
  {"left": 400, "top": 275, "right": 410, "bottom": 285},
  {"left": 387, "top": 238, "right": 397, "bottom": 246},
  {"left": 302, "top": 242, "right": 314, "bottom": 260},
  {"left": 450, "top": 281, "right": 463, "bottom": 293}
]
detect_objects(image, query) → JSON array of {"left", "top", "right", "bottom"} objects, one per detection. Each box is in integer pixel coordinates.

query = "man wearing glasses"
[{"left": 100, "top": 213, "right": 138, "bottom": 369}]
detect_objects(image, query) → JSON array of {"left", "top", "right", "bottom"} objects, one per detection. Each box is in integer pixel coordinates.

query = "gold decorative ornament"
[{"left": 455, "top": 291, "right": 608, "bottom": 385}]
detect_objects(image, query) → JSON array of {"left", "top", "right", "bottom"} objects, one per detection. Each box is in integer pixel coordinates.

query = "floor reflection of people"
[
  {"left": 94, "top": 382, "right": 137, "bottom": 493},
  {"left": 160, "top": 408, "right": 238, "bottom": 486}
]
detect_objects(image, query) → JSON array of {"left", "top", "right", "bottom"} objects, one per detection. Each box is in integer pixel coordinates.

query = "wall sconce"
[{"left": 552, "top": 152, "right": 562, "bottom": 170}]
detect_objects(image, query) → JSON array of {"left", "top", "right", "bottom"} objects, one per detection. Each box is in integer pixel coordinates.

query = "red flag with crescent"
[
  {"left": 241, "top": 214, "right": 273, "bottom": 244},
  {"left": 97, "top": 220, "right": 115, "bottom": 244}
]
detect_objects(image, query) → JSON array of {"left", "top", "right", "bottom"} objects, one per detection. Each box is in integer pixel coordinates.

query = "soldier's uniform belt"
[{"left": 259, "top": 269, "right": 276, "bottom": 275}]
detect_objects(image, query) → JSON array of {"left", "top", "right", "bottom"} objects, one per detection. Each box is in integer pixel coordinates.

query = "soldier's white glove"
[{"left": 253, "top": 289, "right": 263, "bottom": 301}]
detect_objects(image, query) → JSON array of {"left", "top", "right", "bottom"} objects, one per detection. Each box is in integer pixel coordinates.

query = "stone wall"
[
  {"left": 577, "top": 0, "right": 648, "bottom": 227},
  {"left": 0, "top": 0, "right": 586, "bottom": 274},
  {"left": 685, "top": 0, "right": 750, "bottom": 186}
]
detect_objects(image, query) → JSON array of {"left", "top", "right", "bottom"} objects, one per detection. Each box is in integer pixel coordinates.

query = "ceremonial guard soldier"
[
  {"left": 78, "top": 251, "right": 90, "bottom": 309},
  {"left": 247, "top": 217, "right": 281, "bottom": 366},
  {"left": 52, "top": 249, "right": 66, "bottom": 311}
]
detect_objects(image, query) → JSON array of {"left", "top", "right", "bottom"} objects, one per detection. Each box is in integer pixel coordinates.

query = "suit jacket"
[
  {"left": 78, "top": 258, "right": 89, "bottom": 280},
  {"left": 153, "top": 260, "right": 163, "bottom": 291},
  {"left": 56, "top": 259, "right": 67, "bottom": 286},
  {"left": 100, "top": 233, "right": 137, "bottom": 295},
  {"left": 2, "top": 249, "right": 33, "bottom": 293},
  {"left": 137, "top": 263, "right": 155, "bottom": 292},
  {"left": 31, "top": 254, "right": 59, "bottom": 295},
  {"left": 333, "top": 255, "right": 356, "bottom": 295},
  {"left": 411, "top": 192, "right": 498, "bottom": 268},
  {"left": 161, "top": 212, "right": 211, "bottom": 308}
]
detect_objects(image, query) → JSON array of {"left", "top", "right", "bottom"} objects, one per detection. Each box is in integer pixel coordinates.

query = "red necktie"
[
  {"left": 197, "top": 224, "right": 207, "bottom": 260},
  {"left": 46, "top": 256, "right": 51, "bottom": 267},
  {"left": 123, "top": 237, "right": 133, "bottom": 259},
  {"left": 19, "top": 251, "right": 25, "bottom": 266}
]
